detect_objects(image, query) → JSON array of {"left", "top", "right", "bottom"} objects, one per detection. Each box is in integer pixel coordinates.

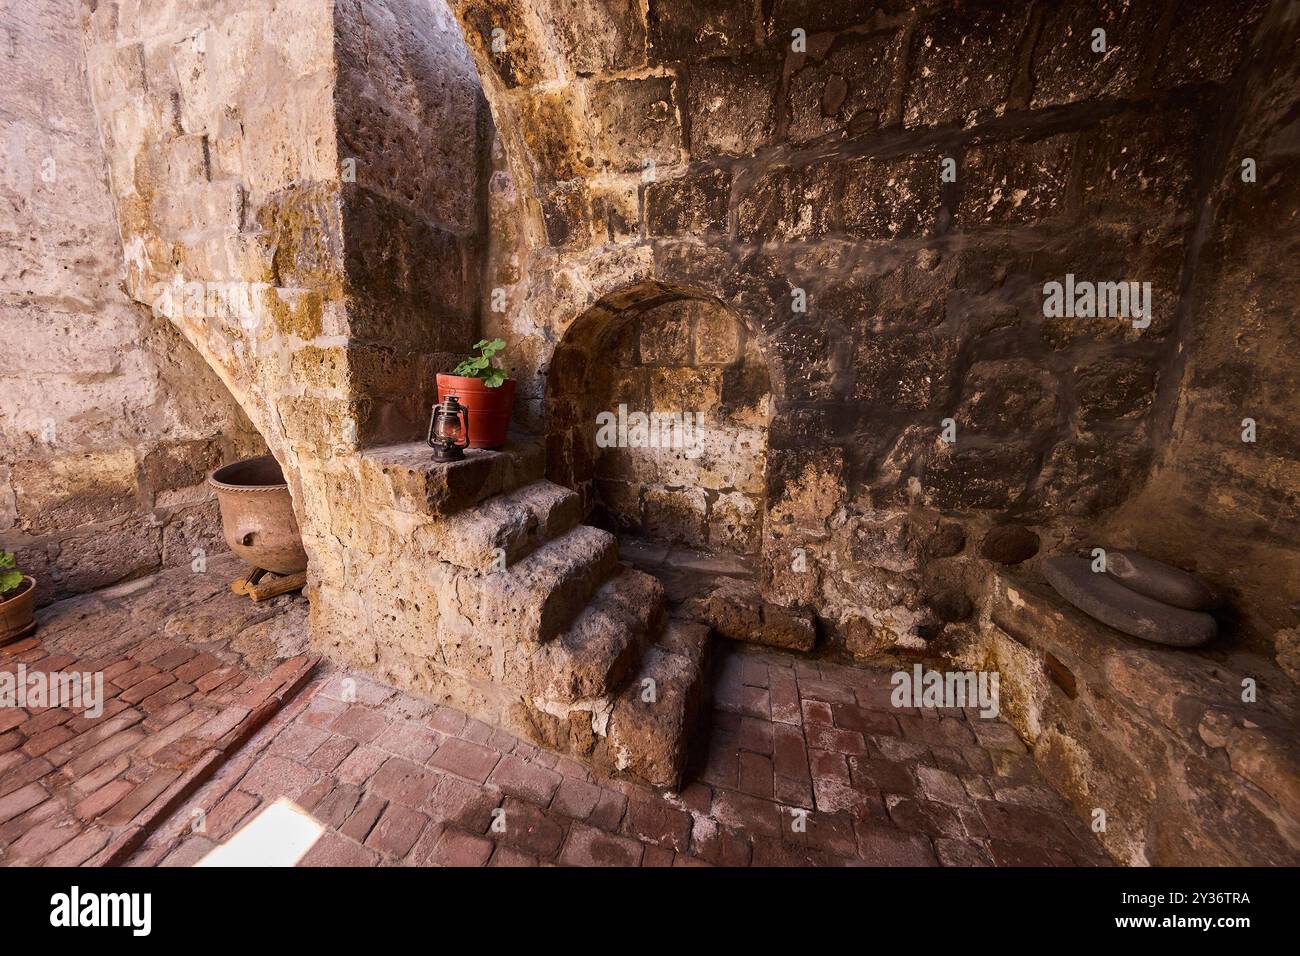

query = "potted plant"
[
  {"left": 0, "top": 550, "right": 37, "bottom": 644},
  {"left": 436, "top": 338, "right": 516, "bottom": 450}
]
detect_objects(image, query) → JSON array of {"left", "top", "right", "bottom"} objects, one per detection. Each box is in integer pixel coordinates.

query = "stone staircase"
[{"left": 343, "top": 437, "right": 711, "bottom": 789}]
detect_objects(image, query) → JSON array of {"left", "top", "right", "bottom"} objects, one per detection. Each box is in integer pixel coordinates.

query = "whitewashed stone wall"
[{"left": 0, "top": 0, "right": 265, "bottom": 603}]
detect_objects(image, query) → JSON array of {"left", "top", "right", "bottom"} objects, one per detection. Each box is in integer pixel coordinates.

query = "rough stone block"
[
  {"left": 539, "top": 179, "right": 600, "bottom": 248},
  {"left": 708, "top": 491, "right": 760, "bottom": 553},
  {"left": 958, "top": 134, "right": 1075, "bottom": 227},
  {"left": 692, "top": 306, "right": 740, "bottom": 365},
  {"left": 1073, "top": 356, "right": 1157, "bottom": 427},
  {"left": 1029, "top": 0, "right": 1163, "bottom": 108},
  {"left": 904, "top": 2, "right": 1027, "bottom": 127},
  {"left": 852, "top": 332, "right": 958, "bottom": 408},
  {"left": 1155, "top": 0, "right": 1269, "bottom": 90},
  {"left": 842, "top": 154, "right": 943, "bottom": 239},
  {"left": 736, "top": 161, "right": 838, "bottom": 241},
  {"left": 694, "top": 578, "right": 816, "bottom": 651},
  {"left": 547, "top": 0, "right": 648, "bottom": 74},
  {"left": 518, "top": 88, "right": 594, "bottom": 181},
  {"left": 50, "top": 520, "right": 161, "bottom": 595},
  {"left": 642, "top": 486, "right": 708, "bottom": 547},
  {"left": 11, "top": 450, "right": 139, "bottom": 535},
  {"left": 141, "top": 441, "right": 221, "bottom": 497},
  {"left": 457, "top": 0, "right": 555, "bottom": 88},
  {"left": 921, "top": 442, "right": 1040, "bottom": 511},
  {"left": 605, "top": 641, "right": 707, "bottom": 789},
  {"left": 87, "top": 41, "right": 146, "bottom": 104},
  {"left": 644, "top": 168, "right": 730, "bottom": 236},
  {"left": 788, "top": 29, "right": 900, "bottom": 144},
  {"left": 687, "top": 58, "right": 779, "bottom": 159},
  {"left": 655, "top": 425, "right": 766, "bottom": 494},
  {"left": 647, "top": 0, "right": 756, "bottom": 60},
  {"left": 586, "top": 75, "right": 681, "bottom": 173},
  {"left": 638, "top": 300, "right": 693, "bottom": 365},
  {"left": 1030, "top": 434, "right": 1150, "bottom": 517},
  {"left": 1075, "top": 108, "right": 1199, "bottom": 217},
  {"left": 957, "top": 359, "right": 1059, "bottom": 437},
  {"left": 649, "top": 367, "right": 722, "bottom": 412}
]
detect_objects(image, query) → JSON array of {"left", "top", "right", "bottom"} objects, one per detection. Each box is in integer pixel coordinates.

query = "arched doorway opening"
[{"left": 545, "top": 284, "right": 772, "bottom": 604}]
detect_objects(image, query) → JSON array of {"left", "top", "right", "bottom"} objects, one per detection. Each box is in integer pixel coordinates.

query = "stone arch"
[
  {"left": 82, "top": 0, "right": 496, "bottom": 608},
  {"left": 545, "top": 281, "right": 776, "bottom": 566}
]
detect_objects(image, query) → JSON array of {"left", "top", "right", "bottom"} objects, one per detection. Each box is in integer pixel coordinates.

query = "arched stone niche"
[{"left": 545, "top": 282, "right": 774, "bottom": 560}]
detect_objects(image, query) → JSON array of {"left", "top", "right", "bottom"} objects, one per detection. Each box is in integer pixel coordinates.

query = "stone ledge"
[
  {"left": 358, "top": 435, "right": 545, "bottom": 519},
  {"left": 986, "top": 569, "right": 1300, "bottom": 866}
]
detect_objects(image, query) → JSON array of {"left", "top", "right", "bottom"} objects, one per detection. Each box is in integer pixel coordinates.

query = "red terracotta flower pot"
[
  {"left": 436, "top": 374, "right": 516, "bottom": 449},
  {"left": 0, "top": 576, "right": 37, "bottom": 645}
]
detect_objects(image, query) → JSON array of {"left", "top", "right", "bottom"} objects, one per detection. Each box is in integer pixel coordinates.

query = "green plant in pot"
[
  {"left": 436, "top": 338, "right": 516, "bottom": 450},
  {"left": 0, "top": 550, "right": 37, "bottom": 644}
]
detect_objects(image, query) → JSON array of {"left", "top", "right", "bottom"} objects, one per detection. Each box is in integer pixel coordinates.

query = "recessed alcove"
[{"left": 544, "top": 286, "right": 772, "bottom": 602}]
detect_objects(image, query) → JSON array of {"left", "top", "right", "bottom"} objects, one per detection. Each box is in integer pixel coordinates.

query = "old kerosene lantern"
[{"left": 427, "top": 395, "right": 471, "bottom": 462}]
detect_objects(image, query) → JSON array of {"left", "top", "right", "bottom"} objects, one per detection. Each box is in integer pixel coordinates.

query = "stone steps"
[
  {"left": 603, "top": 619, "right": 712, "bottom": 789},
  {"left": 435, "top": 480, "right": 581, "bottom": 571},
  {"left": 517, "top": 615, "right": 711, "bottom": 792},
  {"left": 358, "top": 436, "right": 544, "bottom": 520},
  {"left": 449, "top": 524, "right": 619, "bottom": 647},
  {"left": 353, "top": 435, "right": 712, "bottom": 791},
  {"left": 523, "top": 565, "right": 666, "bottom": 704},
  {"left": 686, "top": 576, "right": 816, "bottom": 651}
]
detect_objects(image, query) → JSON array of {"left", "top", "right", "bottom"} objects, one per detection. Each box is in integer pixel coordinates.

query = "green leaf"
[
  {"left": 0, "top": 569, "right": 22, "bottom": 595},
  {"left": 455, "top": 339, "right": 508, "bottom": 382},
  {"left": 0, "top": 551, "right": 13, "bottom": 569}
]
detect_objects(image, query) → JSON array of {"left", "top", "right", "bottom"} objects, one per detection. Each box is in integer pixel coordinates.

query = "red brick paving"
[
  {"left": 126, "top": 645, "right": 1108, "bottom": 867},
  {"left": 5, "top": 560, "right": 1109, "bottom": 867},
  {"left": 0, "top": 557, "right": 313, "bottom": 866}
]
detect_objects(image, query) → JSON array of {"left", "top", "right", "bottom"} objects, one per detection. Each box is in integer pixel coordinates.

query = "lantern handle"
[
  {"left": 459, "top": 402, "right": 470, "bottom": 448},
  {"left": 426, "top": 401, "right": 443, "bottom": 449}
]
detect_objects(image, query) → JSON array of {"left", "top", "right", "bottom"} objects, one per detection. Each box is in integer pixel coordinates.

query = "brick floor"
[
  {"left": 5, "top": 558, "right": 1109, "bottom": 867},
  {"left": 127, "top": 644, "right": 1109, "bottom": 867},
  {"left": 0, "top": 555, "right": 312, "bottom": 866}
]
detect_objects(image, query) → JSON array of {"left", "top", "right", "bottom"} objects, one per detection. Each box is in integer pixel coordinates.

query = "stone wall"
[
  {"left": 81, "top": 0, "right": 1282, "bottom": 664},
  {"left": 0, "top": 0, "right": 265, "bottom": 603},
  {"left": 80, "top": 0, "right": 347, "bottom": 537},
  {"left": 1101, "top": 0, "right": 1300, "bottom": 668},
  {"left": 335, "top": 0, "right": 491, "bottom": 442},
  {"left": 453, "top": 0, "right": 1273, "bottom": 657},
  {"left": 61, "top": 0, "right": 1298, "bottom": 862}
]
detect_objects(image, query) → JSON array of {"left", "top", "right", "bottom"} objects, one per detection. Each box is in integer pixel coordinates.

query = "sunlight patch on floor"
[{"left": 197, "top": 798, "right": 325, "bottom": 867}]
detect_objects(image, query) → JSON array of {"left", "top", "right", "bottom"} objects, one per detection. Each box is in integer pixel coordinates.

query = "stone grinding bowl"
[{"left": 208, "top": 455, "right": 308, "bottom": 575}]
